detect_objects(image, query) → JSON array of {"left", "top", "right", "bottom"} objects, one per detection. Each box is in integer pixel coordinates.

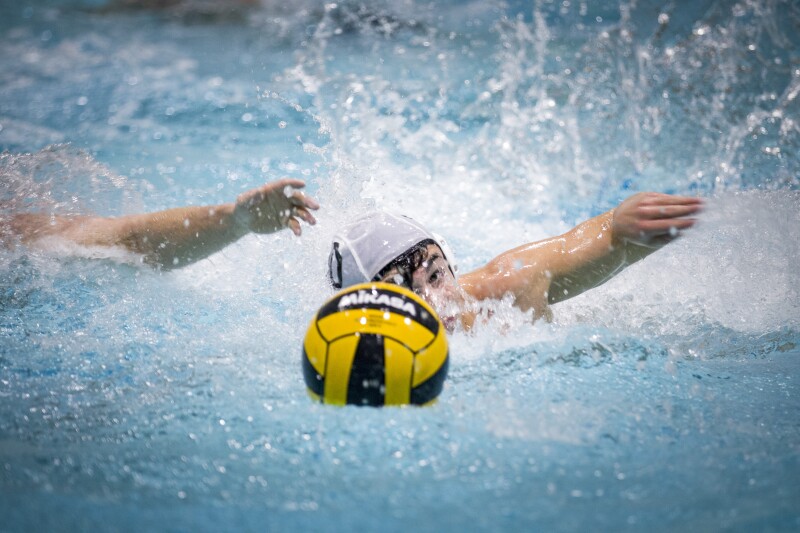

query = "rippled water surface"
[{"left": 1, "top": 1, "right": 799, "bottom": 531}]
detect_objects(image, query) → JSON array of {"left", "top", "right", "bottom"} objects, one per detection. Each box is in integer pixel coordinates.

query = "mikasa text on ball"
[{"left": 302, "top": 282, "right": 449, "bottom": 406}]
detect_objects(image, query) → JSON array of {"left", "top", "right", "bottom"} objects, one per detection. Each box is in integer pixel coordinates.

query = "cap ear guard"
[{"left": 328, "top": 241, "right": 343, "bottom": 289}]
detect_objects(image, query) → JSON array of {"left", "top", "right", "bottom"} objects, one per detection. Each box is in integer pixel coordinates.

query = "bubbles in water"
[
  {"left": 554, "top": 191, "right": 800, "bottom": 357},
  {"left": 1, "top": 2, "right": 799, "bottom": 531},
  {"left": 0, "top": 145, "right": 139, "bottom": 217}
]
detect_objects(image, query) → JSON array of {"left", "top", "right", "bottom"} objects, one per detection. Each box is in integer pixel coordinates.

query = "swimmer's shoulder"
[
  {"left": 1, "top": 212, "right": 102, "bottom": 247},
  {"left": 1, "top": 212, "right": 147, "bottom": 265},
  {"left": 1, "top": 213, "right": 46, "bottom": 246}
]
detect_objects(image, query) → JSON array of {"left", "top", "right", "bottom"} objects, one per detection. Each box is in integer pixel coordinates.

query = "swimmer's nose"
[{"left": 413, "top": 282, "right": 433, "bottom": 299}]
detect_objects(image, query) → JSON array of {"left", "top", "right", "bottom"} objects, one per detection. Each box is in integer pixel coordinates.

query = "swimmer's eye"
[{"left": 383, "top": 272, "right": 410, "bottom": 288}]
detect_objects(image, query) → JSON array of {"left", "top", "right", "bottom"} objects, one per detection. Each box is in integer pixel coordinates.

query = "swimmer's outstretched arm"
[
  {"left": 459, "top": 192, "right": 703, "bottom": 316},
  {"left": 9, "top": 179, "right": 319, "bottom": 269}
]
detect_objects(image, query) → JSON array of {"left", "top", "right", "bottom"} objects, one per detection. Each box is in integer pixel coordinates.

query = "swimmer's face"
[{"left": 377, "top": 243, "right": 461, "bottom": 330}]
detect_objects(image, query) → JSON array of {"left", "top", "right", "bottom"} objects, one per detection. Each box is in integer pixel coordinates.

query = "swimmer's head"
[{"left": 328, "top": 212, "right": 459, "bottom": 321}]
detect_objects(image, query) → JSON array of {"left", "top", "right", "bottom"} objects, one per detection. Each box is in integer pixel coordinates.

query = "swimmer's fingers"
[
  {"left": 637, "top": 195, "right": 702, "bottom": 236},
  {"left": 645, "top": 220, "right": 698, "bottom": 246},
  {"left": 268, "top": 176, "right": 319, "bottom": 211},
  {"left": 626, "top": 218, "right": 697, "bottom": 247},
  {"left": 243, "top": 179, "right": 312, "bottom": 209},
  {"left": 636, "top": 216, "right": 698, "bottom": 237},
  {"left": 289, "top": 206, "right": 317, "bottom": 230},
  {"left": 271, "top": 177, "right": 307, "bottom": 191},
  {"left": 245, "top": 179, "right": 305, "bottom": 202},
  {"left": 640, "top": 194, "right": 704, "bottom": 217},
  {"left": 285, "top": 209, "right": 316, "bottom": 236},
  {"left": 641, "top": 193, "right": 704, "bottom": 205},
  {"left": 287, "top": 189, "right": 320, "bottom": 211},
  {"left": 287, "top": 217, "right": 302, "bottom": 236},
  {"left": 637, "top": 203, "right": 704, "bottom": 220},
  {"left": 285, "top": 191, "right": 318, "bottom": 236},
  {"left": 613, "top": 192, "right": 703, "bottom": 245}
]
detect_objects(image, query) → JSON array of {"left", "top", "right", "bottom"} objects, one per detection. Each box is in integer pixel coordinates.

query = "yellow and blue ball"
[{"left": 302, "top": 282, "right": 449, "bottom": 406}]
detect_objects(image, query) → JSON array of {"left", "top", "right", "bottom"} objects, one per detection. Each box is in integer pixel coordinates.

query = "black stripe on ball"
[
  {"left": 346, "top": 333, "right": 386, "bottom": 406},
  {"left": 302, "top": 346, "right": 325, "bottom": 399},
  {"left": 410, "top": 351, "right": 449, "bottom": 405}
]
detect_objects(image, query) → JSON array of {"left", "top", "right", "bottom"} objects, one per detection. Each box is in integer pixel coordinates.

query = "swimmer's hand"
[
  {"left": 612, "top": 192, "right": 703, "bottom": 248},
  {"left": 233, "top": 178, "right": 319, "bottom": 236}
]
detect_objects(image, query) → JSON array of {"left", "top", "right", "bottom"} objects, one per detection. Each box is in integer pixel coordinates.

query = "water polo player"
[
  {"left": 4, "top": 178, "right": 701, "bottom": 329},
  {"left": 328, "top": 193, "right": 703, "bottom": 331}
]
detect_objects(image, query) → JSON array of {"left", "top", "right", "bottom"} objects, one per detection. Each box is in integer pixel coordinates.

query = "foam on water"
[
  {"left": 555, "top": 191, "right": 800, "bottom": 353},
  {"left": 1, "top": 1, "right": 799, "bottom": 531}
]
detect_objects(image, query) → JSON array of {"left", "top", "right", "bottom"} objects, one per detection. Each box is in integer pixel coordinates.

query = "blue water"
[{"left": 1, "top": 0, "right": 799, "bottom": 531}]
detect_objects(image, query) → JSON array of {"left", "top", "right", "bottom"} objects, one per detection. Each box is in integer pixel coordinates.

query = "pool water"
[{"left": 1, "top": 1, "right": 799, "bottom": 531}]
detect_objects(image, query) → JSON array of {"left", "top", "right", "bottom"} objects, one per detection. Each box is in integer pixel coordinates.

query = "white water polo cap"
[{"left": 328, "top": 211, "right": 457, "bottom": 289}]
